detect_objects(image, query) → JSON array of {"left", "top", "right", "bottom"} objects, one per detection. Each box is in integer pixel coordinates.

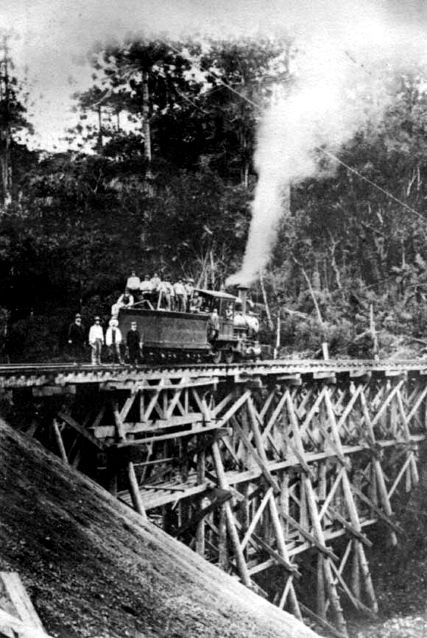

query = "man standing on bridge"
[
  {"left": 67, "top": 313, "right": 86, "bottom": 361},
  {"left": 89, "top": 316, "right": 104, "bottom": 365},
  {"left": 126, "top": 321, "right": 143, "bottom": 365},
  {"left": 105, "top": 318, "right": 123, "bottom": 364}
]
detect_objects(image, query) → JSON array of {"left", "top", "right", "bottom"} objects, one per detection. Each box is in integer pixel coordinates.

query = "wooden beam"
[
  {"left": 0, "top": 609, "right": 52, "bottom": 638},
  {"left": 115, "top": 424, "right": 230, "bottom": 447},
  {"left": 231, "top": 418, "right": 280, "bottom": 494},
  {"left": 326, "top": 507, "right": 372, "bottom": 548},
  {"left": 92, "top": 414, "right": 205, "bottom": 438},
  {"left": 0, "top": 572, "right": 47, "bottom": 634},
  {"left": 126, "top": 461, "right": 147, "bottom": 520},
  {"left": 280, "top": 510, "right": 338, "bottom": 561},
  {"left": 52, "top": 419, "right": 68, "bottom": 463},
  {"left": 57, "top": 411, "right": 106, "bottom": 450},
  {"left": 351, "top": 487, "right": 403, "bottom": 535},
  {"left": 211, "top": 440, "right": 252, "bottom": 587}
]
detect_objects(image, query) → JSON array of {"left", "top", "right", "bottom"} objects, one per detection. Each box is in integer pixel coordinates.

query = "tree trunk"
[
  {"left": 142, "top": 69, "right": 153, "bottom": 194},
  {"left": 0, "top": 39, "right": 12, "bottom": 210}
]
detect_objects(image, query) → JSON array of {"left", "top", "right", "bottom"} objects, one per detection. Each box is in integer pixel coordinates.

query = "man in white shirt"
[
  {"left": 105, "top": 318, "right": 123, "bottom": 364},
  {"left": 184, "top": 278, "right": 194, "bottom": 311},
  {"left": 139, "top": 275, "right": 153, "bottom": 304},
  {"left": 89, "top": 316, "right": 104, "bottom": 365},
  {"left": 173, "top": 279, "right": 186, "bottom": 312},
  {"left": 126, "top": 270, "right": 141, "bottom": 299},
  {"left": 158, "top": 276, "right": 174, "bottom": 310},
  {"left": 111, "top": 291, "right": 134, "bottom": 318}
]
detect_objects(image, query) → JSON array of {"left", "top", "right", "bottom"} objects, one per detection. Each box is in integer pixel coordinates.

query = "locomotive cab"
[{"left": 196, "top": 289, "right": 262, "bottom": 363}]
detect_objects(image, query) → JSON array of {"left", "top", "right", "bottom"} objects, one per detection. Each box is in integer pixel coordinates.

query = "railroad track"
[
  {"left": 0, "top": 357, "right": 425, "bottom": 373},
  {"left": 0, "top": 357, "right": 425, "bottom": 388}
]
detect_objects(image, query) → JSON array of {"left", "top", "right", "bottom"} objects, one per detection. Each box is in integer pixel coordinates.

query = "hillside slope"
[{"left": 0, "top": 421, "right": 319, "bottom": 638}]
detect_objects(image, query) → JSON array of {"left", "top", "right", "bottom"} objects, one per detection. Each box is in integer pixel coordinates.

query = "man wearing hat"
[
  {"left": 67, "top": 313, "right": 86, "bottom": 361},
  {"left": 105, "top": 318, "right": 123, "bottom": 364},
  {"left": 158, "top": 275, "right": 174, "bottom": 310},
  {"left": 126, "top": 320, "right": 143, "bottom": 365},
  {"left": 173, "top": 278, "right": 186, "bottom": 312},
  {"left": 88, "top": 316, "right": 104, "bottom": 365},
  {"left": 126, "top": 270, "right": 141, "bottom": 300}
]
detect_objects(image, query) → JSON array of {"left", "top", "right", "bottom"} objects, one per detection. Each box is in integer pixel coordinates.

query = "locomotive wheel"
[
  {"left": 225, "top": 349, "right": 234, "bottom": 364},
  {"left": 212, "top": 349, "right": 223, "bottom": 364}
]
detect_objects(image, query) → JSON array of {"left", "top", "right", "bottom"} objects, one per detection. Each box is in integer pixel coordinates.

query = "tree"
[
  {"left": 0, "top": 34, "right": 33, "bottom": 210},
  {"left": 198, "top": 38, "right": 291, "bottom": 185}
]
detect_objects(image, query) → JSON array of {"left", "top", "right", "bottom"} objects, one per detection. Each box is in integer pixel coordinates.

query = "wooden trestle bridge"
[{"left": 2, "top": 358, "right": 427, "bottom": 637}]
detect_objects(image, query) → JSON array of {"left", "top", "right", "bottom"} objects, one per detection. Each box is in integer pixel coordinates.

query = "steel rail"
[{"left": 0, "top": 358, "right": 425, "bottom": 376}]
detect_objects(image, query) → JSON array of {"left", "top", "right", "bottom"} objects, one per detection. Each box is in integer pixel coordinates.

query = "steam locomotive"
[{"left": 118, "top": 287, "right": 267, "bottom": 363}]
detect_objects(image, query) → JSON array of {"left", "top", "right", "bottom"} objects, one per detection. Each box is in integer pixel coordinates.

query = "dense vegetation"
[{"left": 1, "top": 35, "right": 427, "bottom": 361}]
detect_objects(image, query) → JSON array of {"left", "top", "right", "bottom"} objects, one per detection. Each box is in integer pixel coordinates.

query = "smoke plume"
[{"left": 228, "top": 1, "right": 427, "bottom": 285}]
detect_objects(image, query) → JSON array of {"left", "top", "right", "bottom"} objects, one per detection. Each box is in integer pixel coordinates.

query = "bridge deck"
[{"left": 0, "top": 357, "right": 426, "bottom": 388}]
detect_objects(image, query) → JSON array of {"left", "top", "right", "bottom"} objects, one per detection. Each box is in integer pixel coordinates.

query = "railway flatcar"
[{"left": 118, "top": 288, "right": 264, "bottom": 363}]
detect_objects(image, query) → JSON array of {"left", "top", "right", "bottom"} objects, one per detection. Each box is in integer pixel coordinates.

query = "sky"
[
  {"left": 0, "top": 0, "right": 289, "bottom": 150},
  {"left": 3, "top": 0, "right": 426, "bottom": 151}
]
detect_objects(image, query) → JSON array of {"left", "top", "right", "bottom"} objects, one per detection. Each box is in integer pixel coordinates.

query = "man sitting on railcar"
[
  {"left": 111, "top": 290, "right": 134, "bottom": 317},
  {"left": 126, "top": 270, "right": 141, "bottom": 300},
  {"left": 139, "top": 275, "right": 152, "bottom": 304}
]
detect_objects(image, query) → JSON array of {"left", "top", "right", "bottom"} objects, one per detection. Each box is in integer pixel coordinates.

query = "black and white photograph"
[{"left": 1, "top": 1, "right": 427, "bottom": 637}]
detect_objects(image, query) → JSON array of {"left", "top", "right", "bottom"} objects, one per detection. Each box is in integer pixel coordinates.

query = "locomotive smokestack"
[{"left": 237, "top": 285, "right": 248, "bottom": 314}]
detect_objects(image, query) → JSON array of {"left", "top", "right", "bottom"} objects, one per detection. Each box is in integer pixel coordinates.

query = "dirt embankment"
[{"left": 0, "top": 421, "right": 319, "bottom": 638}]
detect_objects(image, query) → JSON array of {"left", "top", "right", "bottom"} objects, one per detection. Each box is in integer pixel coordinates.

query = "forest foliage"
[{"left": 1, "top": 34, "right": 427, "bottom": 361}]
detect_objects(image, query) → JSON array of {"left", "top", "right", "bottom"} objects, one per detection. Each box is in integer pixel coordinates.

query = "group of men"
[
  {"left": 124, "top": 271, "right": 197, "bottom": 312},
  {"left": 67, "top": 269, "right": 261, "bottom": 365},
  {"left": 67, "top": 314, "right": 143, "bottom": 365}
]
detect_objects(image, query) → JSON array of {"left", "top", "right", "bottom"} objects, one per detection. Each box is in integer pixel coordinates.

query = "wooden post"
[
  {"left": 211, "top": 440, "right": 252, "bottom": 587},
  {"left": 356, "top": 541, "right": 378, "bottom": 613},
  {"left": 303, "top": 475, "right": 348, "bottom": 636},
  {"left": 274, "top": 315, "right": 281, "bottom": 360},
  {"left": 317, "top": 554, "right": 326, "bottom": 618},
  {"left": 52, "top": 419, "right": 68, "bottom": 463},
  {"left": 268, "top": 495, "right": 302, "bottom": 619},
  {"left": 196, "top": 448, "right": 206, "bottom": 555},
  {"left": 351, "top": 540, "right": 361, "bottom": 599},
  {"left": 240, "top": 482, "right": 250, "bottom": 559},
  {"left": 369, "top": 303, "right": 379, "bottom": 360},
  {"left": 218, "top": 505, "right": 228, "bottom": 569},
  {"left": 127, "top": 461, "right": 147, "bottom": 520},
  {"left": 341, "top": 472, "right": 378, "bottom": 612}
]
